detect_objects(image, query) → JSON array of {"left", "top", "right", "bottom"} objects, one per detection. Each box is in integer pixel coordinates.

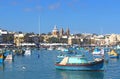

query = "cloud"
[
  {"left": 35, "top": 5, "right": 43, "bottom": 12},
  {"left": 11, "top": 1, "right": 18, "bottom": 6},
  {"left": 24, "top": 8, "right": 33, "bottom": 12},
  {"left": 48, "top": 2, "right": 60, "bottom": 10},
  {"left": 67, "top": 0, "right": 87, "bottom": 12},
  {"left": 23, "top": 5, "right": 43, "bottom": 12},
  {"left": 68, "top": 0, "right": 79, "bottom": 7}
]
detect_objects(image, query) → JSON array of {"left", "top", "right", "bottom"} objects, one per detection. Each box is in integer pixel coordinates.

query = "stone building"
[
  {"left": 109, "top": 34, "right": 117, "bottom": 45},
  {"left": 65, "top": 27, "right": 70, "bottom": 36},
  {"left": 59, "top": 28, "right": 64, "bottom": 37},
  {"left": 14, "top": 33, "right": 24, "bottom": 46},
  {"left": 52, "top": 25, "right": 59, "bottom": 37}
]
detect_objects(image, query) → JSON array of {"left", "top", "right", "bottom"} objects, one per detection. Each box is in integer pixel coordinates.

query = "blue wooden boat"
[
  {"left": 92, "top": 47, "right": 104, "bottom": 56},
  {"left": 55, "top": 55, "right": 104, "bottom": 71},
  {"left": 109, "top": 55, "right": 119, "bottom": 58},
  {"left": 0, "top": 54, "right": 3, "bottom": 63},
  {"left": 4, "top": 50, "right": 14, "bottom": 61},
  {"left": 0, "top": 49, "right": 4, "bottom": 63},
  {"left": 108, "top": 50, "right": 119, "bottom": 58}
]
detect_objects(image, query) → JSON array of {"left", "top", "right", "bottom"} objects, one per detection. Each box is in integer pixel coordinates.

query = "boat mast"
[
  {"left": 38, "top": 16, "right": 40, "bottom": 36},
  {"left": 38, "top": 16, "right": 41, "bottom": 48}
]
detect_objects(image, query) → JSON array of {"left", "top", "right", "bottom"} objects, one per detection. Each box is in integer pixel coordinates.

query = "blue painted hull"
[
  {"left": 55, "top": 60, "right": 104, "bottom": 71},
  {"left": 110, "top": 55, "right": 119, "bottom": 58},
  {"left": 0, "top": 58, "right": 3, "bottom": 63}
]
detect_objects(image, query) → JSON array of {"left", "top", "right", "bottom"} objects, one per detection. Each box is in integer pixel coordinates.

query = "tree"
[
  {"left": 2, "top": 34, "right": 14, "bottom": 43},
  {"left": 48, "top": 37, "right": 59, "bottom": 43},
  {"left": 59, "top": 38, "right": 68, "bottom": 43},
  {"left": 24, "top": 33, "right": 30, "bottom": 43}
]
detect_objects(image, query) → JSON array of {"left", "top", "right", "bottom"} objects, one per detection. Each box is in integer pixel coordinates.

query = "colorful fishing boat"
[
  {"left": 4, "top": 50, "right": 14, "bottom": 61},
  {"left": 24, "top": 47, "right": 31, "bottom": 56},
  {"left": 55, "top": 55, "right": 104, "bottom": 71},
  {"left": 108, "top": 49, "right": 119, "bottom": 58},
  {"left": 0, "top": 53, "right": 3, "bottom": 63},
  {"left": 0, "top": 49, "right": 4, "bottom": 63},
  {"left": 92, "top": 48, "right": 104, "bottom": 56}
]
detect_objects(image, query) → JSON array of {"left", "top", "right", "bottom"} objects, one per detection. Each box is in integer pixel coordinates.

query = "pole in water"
[{"left": 38, "top": 54, "right": 40, "bottom": 58}]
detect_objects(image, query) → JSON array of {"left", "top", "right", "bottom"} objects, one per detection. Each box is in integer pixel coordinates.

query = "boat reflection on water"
[
  {"left": 4, "top": 59, "right": 13, "bottom": 64},
  {"left": 56, "top": 70, "right": 104, "bottom": 79},
  {"left": 0, "top": 63, "right": 4, "bottom": 71}
]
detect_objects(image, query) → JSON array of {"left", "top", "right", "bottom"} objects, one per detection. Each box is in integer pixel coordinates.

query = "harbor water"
[{"left": 0, "top": 49, "right": 120, "bottom": 79}]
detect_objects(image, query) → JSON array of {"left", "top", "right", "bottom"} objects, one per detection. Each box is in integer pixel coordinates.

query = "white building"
[{"left": 0, "top": 29, "right": 8, "bottom": 34}]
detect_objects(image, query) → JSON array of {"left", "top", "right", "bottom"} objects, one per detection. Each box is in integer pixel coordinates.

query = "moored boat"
[
  {"left": 57, "top": 47, "right": 68, "bottom": 52},
  {"left": 108, "top": 49, "right": 119, "bottom": 58},
  {"left": 55, "top": 55, "right": 104, "bottom": 71},
  {"left": 92, "top": 48, "right": 104, "bottom": 56},
  {"left": 24, "top": 47, "right": 31, "bottom": 55},
  {"left": 0, "top": 53, "right": 4, "bottom": 63},
  {"left": 47, "top": 46, "right": 54, "bottom": 50},
  {"left": 0, "top": 49, "right": 4, "bottom": 63},
  {"left": 5, "top": 54, "right": 13, "bottom": 60},
  {"left": 4, "top": 50, "right": 14, "bottom": 61}
]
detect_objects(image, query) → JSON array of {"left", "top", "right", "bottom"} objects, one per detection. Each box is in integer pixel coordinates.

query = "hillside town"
[{"left": 0, "top": 25, "right": 120, "bottom": 47}]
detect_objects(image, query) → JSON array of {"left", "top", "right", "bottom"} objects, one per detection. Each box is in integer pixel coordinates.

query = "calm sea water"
[{"left": 0, "top": 49, "right": 119, "bottom": 79}]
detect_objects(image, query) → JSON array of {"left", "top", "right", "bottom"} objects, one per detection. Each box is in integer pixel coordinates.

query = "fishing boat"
[
  {"left": 115, "top": 45, "right": 120, "bottom": 50},
  {"left": 4, "top": 50, "right": 13, "bottom": 61},
  {"left": 92, "top": 48, "right": 104, "bottom": 56},
  {"left": 47, "top": 46, "right": 54, "bottom": 50},
  {"left": 108, "top": 49, "right": 119, "bottom": 58},
  {"left": 57, "top": 47, "right": 68, "bottom": 52},
  {"left": 14, "top": 48, "right": 25, "bottom": 56},
  {"left": 56, "top": 54, "right": 67, "bottom": 63},
  {"left": 0, "top": 54, "right": 3, "bottom": 63},
  {"left": 24, "top": 47, "right": 31, "bottom": 55},
  {"left": 0, "top": 49, "right": 4, "bottom": 63},
  {"left": 5, "top": 54, "right": 13, "bottom": 60},
  {"left": 55, "top": 55, "right": 104, "bottom": 71}
]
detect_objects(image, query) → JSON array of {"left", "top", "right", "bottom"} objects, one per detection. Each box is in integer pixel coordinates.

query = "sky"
[{"left": 0, "top": 0, "right": 120, "bottom": 34}]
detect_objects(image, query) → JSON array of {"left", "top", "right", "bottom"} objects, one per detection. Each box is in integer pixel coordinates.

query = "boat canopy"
[
  {"left": 68, "top": 57, "right": 88, "bottom": 64},
  {"left": 59, "top": 57, "right": 68, "bottom": 65}
]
